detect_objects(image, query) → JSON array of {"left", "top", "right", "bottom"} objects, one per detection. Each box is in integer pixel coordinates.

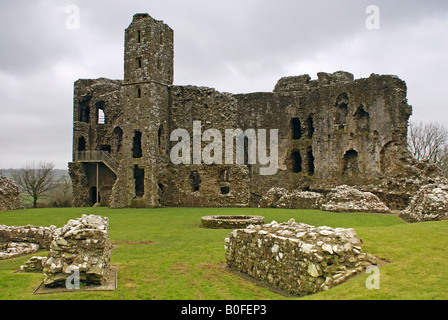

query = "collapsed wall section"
[
  {"left": 43, "top": 214, "right": 111, "bottom": 286},
  {"left": 0, "top": 176, "right": 23, "bottom": 211},
  {"left": 225, "top": 219, "right": 378, "bottom": 296},
  {"left": 0, "top": 224, "right": 55, "bottom": 260},
  {"left": 0, "top": 224, "right": 54, "bottom": 249}
]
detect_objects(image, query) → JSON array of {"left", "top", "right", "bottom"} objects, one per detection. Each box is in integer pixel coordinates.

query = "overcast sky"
[{"left": 1, "top": 0, "right": 447, "bottom": 169}]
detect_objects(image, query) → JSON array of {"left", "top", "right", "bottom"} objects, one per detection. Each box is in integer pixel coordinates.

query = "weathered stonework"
[
  {"left": 0, "top": 242, "right": 40, "bottom": 260},
  {"left": 400, "top": 183, "right": 448, "bottom": 222},
  {"left": 258, "top": 185, "right": 391, "bottom": 213},
  {"left": 0, "top": 224, "right": 55, "bottom": 249},
  {"left": 259, "top": 188, "right": 323, "bottom": 209},
  {"left": 319, "top": 185, "right": 391, "bottom": 213},
  {"left": 201, "top": 215, "right": 265, "bottom": 229},
  {"left": 21, "top": 256, "right": 47, "bottom": 273},
  {"left": 69, "top": 13, "right": 424, "bottom": 211},
  {"left": 0, "top": 224, "right": 54, "bottom": 261},
  {"left": 43, "top": 214, "right": 111, "bottom": 287},
  {"left": 0, "top": 176, "right": 23, "bottom": 211},
  {"left": 225, "top": 219, "right": 378, "bottom": 296}
]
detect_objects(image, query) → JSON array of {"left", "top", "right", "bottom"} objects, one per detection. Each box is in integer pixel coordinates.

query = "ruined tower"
[
  {"left": 69, "top": 14, "right": 174, "bottom": 208},
  {"left": 69, "top": 13, "right": 415, "bottom": 210},
  {"left": 111, "top": 13, "right": 174, "bottom": 207}
]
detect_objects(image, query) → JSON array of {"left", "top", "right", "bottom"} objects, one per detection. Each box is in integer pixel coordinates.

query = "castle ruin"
[{"left": 69, "top": 13, "right": 417, "bottom": 209}]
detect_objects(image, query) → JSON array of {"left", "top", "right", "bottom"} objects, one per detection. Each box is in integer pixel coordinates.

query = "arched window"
[
  {"left": 354, "top": 105, "right": 370, "bottom": 132},
  {"left": 343, "top": 150, "right": 359, "bottom": 174},
  {"left": 113, "top": 127, "right": 123, "bottom": 152},
  {"left": 78, "top": 101, "right": 90, "bottom": 123},
  {"left": 96, "top": 101, "right": 106, "bottom": 124},
  {"left": 335, "top": 93, "right": 349, "bottom": 129}
]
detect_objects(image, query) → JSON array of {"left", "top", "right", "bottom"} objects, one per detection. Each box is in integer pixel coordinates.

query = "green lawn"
[{"left": 0, "top": 207, "right": 447, "bottom": 300}]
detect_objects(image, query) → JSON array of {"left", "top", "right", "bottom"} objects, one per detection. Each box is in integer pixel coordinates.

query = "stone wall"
[
  {"left": 0, "top": 224, "right": 55, "bottom": 249},
  {"left": 258, "top": 188, "right": 323, "bottom": 209},
  {"left": 259, "top": 185, "right": 391, "bottom": 213},
  {"left": 0, "top": 242, "right": 40, "bottom": 260},
  {"left": 43, "top": 214, "right": 111, "bottom": 286},
  {"left": 225, "top": 219, "right": 378, "bottom": 296},
  {"left": 319, "top": 185, "right": 391, "bottom": 213},
  {"left": 0, "top": 176, "right": 23, "bottom": 211},
  {"left": 0, "top": 215, "right": 112, "bottom": 286}
]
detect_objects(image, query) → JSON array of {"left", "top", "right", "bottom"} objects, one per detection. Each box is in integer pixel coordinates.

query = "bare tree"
[
  {"left": 13, "top": 162, "right": 56, "bottom": 208},
  {"left": 49, "top": 175, "right": 73, "bottom": 207},
  {"left": 408, "top": 121, "right": 448, "bottom": 163}
]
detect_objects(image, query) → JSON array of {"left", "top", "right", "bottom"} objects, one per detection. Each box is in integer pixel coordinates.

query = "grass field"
[{"left": 0, "top": 207, "right": 447, "bottom": 300}]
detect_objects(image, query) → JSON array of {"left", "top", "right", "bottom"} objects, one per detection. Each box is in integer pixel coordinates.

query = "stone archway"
[{"left": 343, "top": 149, "right": 359, "bottom": 175}]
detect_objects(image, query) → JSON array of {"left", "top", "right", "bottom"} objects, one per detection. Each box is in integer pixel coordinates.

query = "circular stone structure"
[{"left": 200, "top": 215, "right": 265, "bottom": 229}]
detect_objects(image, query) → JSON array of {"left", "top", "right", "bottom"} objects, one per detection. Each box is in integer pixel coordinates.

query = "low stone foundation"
[
  {"left": 258, "top": 188, "right": 323, "bottom": 209},
  {"left": 20, "top": 256, "right": 47, "bottom": 272},
  {"left": 258, "top": 185, "right": 391, "bottom": 214},
  {"left": 320, "top": 185, "right": 391, "bottom": 213},
  {"left": 201, "top": 215, "right": 265, "bottom": 229},
  {"left": 225, "top": 219, "right": 378, "bottom": 296},
  {"left": 0, "top": 225, "right": 55, "bottom": 249},
  {"left": 0, "top": 242, "right": 40, "bottom": 260}
]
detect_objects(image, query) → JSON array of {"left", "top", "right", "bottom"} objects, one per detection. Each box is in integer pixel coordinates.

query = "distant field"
[{"left": 0, "top": 207, "right": 447, "bottom": 300}]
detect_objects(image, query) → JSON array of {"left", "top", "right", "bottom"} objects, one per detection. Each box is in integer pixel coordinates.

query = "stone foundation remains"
[
  {"left": 259, "top": 185, "right": 391, "bottom": 214},
  {"left": 319, "top": 185, "right": 391, "bottom": 213},
  {"left": 0, "top": 176, "right": 23, "bottom": 211},
  {"left": 0, "top": 224, "right": 55, "bottom": 250},
  {"left": 1, "top": 215, "right": 112, "bottom": 287},
  {"left": 43, "top": 214, "right": 111, "bottom": 286},
  {"left": 201, "top": 215, "right": 265, "bottom": 229},
  {"left": 0, "top": 242, "right": 40, "bottom": 260},
  {"left": 400, "top": 183, "right": 448, "bottom": 222},
  {"left": 225, "top": 219, "right": 378, "bottom": 296},
  {"left": 20, "top": 256, "right": 47, "bottom": 273},
  {"left": 258, "top": 188, "right": 323, "bottom": 209}
]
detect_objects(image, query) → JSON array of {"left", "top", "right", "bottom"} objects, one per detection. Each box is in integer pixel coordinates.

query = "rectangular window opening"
[{"left": 136, "top": 57, "right": 142, "bottom": 68}]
